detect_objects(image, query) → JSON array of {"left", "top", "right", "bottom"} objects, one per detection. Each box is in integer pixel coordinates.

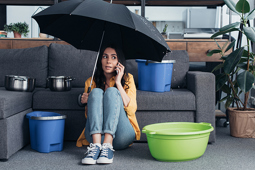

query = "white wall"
[
  {"left": 127, "top": 6, "right": 221, "bottom": 35},
  {"left": 7, "top": 6, "right": 49, "bottom": 38},
  {"left": 6, "top": 2, "right": 254, "bottom": 41}
]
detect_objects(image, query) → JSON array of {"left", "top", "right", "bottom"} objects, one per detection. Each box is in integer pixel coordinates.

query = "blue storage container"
[
  {"left": 26, "top": 111, "right": 66, "bottom": 153},
  {"left": 136, "top": 60, "right": 175, "bottom": 92}
]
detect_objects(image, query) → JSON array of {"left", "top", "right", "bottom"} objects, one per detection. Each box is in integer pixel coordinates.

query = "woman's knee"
[
  {"left": 104, "top": 87, "right": 120, "bottom": 99},
  {"left": 105, "top": 87, "right": 119, "bottom": 94},
  {"left": 89, "top": 88, "right": 104, "bottom": 101}
]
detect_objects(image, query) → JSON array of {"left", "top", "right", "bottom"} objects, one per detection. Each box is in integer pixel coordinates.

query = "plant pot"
[
  {"left": 228, "top": 107, "right": 255, "bottom": 138},
  {"left": 161, "top": 32, "right": 167, "bottom": 39},
  {"left": 13, "top": 31, "right": 21, "bottom": 38},
  {"left": 39, "top": 33, "right": 47, "bottom": 38}
]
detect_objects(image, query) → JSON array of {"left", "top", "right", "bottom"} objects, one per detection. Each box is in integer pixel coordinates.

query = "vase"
[
  {"left": 13, "top": 32, "right": 21, "bottom": 38},
  {"left": 228, "top": 107, "right": 255, "bottom": 138}
]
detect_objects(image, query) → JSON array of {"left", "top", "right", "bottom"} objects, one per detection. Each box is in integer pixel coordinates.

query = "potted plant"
[
  {"left": 161, "top": 24, "right": 168, "bottom": 39},
  {"left": 4, "top": 22, "right": 29, "bottom": 38},
  {"left": 207, "top": 0, "right": 255, "bottom": 138}
]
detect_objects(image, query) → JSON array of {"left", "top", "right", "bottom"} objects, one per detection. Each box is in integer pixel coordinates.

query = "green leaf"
[
  {"left": 235, "top": 87, "right": 239, "bottom": 96},
  {"left": 247, "top": 8, "right": 255, "bottom": 20},
  {"left": 237, "top": 70, "right": 254, "bottom": 92},
  {"left": 225, "top": 97, "right": 234, "bottom": 108},
  {"left": 207, "top": 49, "right": 222, "bottom": 56},
  {"left": 241, "top": 50, "right": 254, "bottom": 59},
  {"left": 215, "top": 40, "right": 221, "bottom": 49},
  {"left": 216, "top": 74, "right": 228, "bottom": 91},
  {"left": 237, "top": 90, "right": 242, "bottom": 96},
  {"left": 219, "top": 95, "right": 229, "bottom": 103},
  {"left": 219, "top": 22, "right": 240, "bottom": 32},
  {"left": 222, "top": 84, "right": 231, "bottom": 94},
  {"left": 211, "top": 28, "right": 239, "bottom": 39},
  {"left": 234, "top": 67, "right": 241, "bottom": 74},
  {"left": 224, "top": 0, "right": 240, "bottom": 15},
  {"left": 211, "top": 63, "right": 224, "bottom": 73},
  {"left": 237, "top": 63, "right": 247, "bottom": 70},
  {"left": 221, "top": 56, "right": 228, "bottom": 60},
  {"left": 224, "top": 47, "right": 244, "bottom": 74},
  {"left": 242, "top": 49, "right": 249, "bottom": 57},
  {"left": 243, "top": 27, "right": 255, "bottom": 42},
  {"left": 236, "top": 0, "right": 250, "bottom": 14},
  {"left": 249, "top": 65, "right": 255, "bottom": 71},
  {"left": 225, "top": 40, "right": 236, "bottom": 52},
  {"left": 222, "top": 40, "right": 230, "bottom": 51},
  {"left": 239, "top": 57, "right": 248, "bottom": 63}
]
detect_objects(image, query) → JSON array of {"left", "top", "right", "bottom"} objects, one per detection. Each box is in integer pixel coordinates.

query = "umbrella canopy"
[{"left": 32, "top": 0, "right": 170, "bottom": 62}]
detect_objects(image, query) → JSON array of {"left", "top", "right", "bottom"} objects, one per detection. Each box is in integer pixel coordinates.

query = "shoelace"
[
  {"left": 85, "top": 143, "right": 98, "bottom": 157},
  {"left": 100, "top": 144, "right": 115, "bottom": 157}
]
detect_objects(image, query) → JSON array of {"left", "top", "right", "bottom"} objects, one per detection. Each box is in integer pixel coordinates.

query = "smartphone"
[{"left": 116, "top": 63, "right": 119, "bottom": 74}]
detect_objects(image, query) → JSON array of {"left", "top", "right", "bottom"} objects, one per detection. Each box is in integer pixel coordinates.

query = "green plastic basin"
[{"left": 142, "top": 122, "right": 214, "bottom": 162}]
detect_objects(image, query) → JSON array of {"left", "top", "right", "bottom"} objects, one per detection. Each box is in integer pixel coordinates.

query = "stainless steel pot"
[
  {"left": 47, "top": 76, "right": 75, "bottom": 91},
  {"left": 5, "top": 75, "right": 36, "bottom": 92}
]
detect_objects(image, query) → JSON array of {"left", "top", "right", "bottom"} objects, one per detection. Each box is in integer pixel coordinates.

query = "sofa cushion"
[
  {"left": 0, "top": 46, "right": 48, "bottom": 88},
  {"left": 137, "top": 89, "right": 195, "bottom": 111},
  {"left": 48, "top": 43, "right": 97, "bottom": 88},
  {"left": 33, "top": 88, "right": 85, "bottom": 110},
  {"left": 163, "top": 50, "right": 189, "bottom": 88},
  {"left": 0, "top": 87, "right": 33, "bottom": 119},
  {"left": 33, "top": 88, "right": 195, "bottom": 111}
]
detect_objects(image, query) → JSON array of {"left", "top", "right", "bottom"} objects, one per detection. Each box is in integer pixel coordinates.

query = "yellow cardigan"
[{"left": 76, "top": 73, "right": 140, "bottom": 147}]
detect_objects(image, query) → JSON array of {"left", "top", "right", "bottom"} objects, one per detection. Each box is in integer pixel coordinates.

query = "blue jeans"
[{"left": 85, "top": 87, "right": 135, "bottom": 150}]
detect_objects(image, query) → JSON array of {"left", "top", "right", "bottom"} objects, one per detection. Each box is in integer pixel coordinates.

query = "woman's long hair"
[{"left": 94, "top": 44, "right": 129, "bottom": 91}]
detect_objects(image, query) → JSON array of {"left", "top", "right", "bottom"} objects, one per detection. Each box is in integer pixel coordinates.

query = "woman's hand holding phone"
[{"left": 115, "top": 62, "right": 124, "bottom": 85}]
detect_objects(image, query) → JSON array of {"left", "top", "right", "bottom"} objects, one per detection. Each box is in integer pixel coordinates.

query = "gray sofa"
[{"left": 0, "top": 43, "right": 215, "bottom": 160}]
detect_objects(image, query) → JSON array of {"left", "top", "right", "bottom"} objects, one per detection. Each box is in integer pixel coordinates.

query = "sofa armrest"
[{"left": 187, "top": 71, "right": 215, "bottom": 142}]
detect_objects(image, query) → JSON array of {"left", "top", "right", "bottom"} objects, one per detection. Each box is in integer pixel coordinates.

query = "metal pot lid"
[
  {"left": 136, "top": 59, "right": 176, "bottom": 64},
  {"left": 31, "top": 115, "right": 67, "bottom": 120},
  {"left": 5, "top": 75, "right": 33, "bottom": 80},
  {"left": 48, "top": 76, "right": 72, "bottom": 78}
]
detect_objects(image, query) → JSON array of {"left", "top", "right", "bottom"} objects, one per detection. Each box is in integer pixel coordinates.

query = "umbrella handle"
[
  {"left": 77, "top": 87, "right": 91, "bottom": 107},
  {"left": 87, "top": 87, "right": 91, "bottom": 93},
  {"left": 77, "top": 93, "right": 86, "bottom": 107}
]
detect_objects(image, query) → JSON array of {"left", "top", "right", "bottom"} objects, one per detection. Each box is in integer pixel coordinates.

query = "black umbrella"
[
  {"left": 32, "top": 0, "right": 171, "bottom": 102},
  {"left": 33, "top": 0, "right": 170, "bottom": 58}
]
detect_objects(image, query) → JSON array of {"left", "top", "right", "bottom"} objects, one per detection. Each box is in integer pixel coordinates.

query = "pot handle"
[
  {"left": 66, "top": 77, "right": 75, "bottom": 81},
  {"left": 14, "top": 77, "right": 26, "bottom": 81}
]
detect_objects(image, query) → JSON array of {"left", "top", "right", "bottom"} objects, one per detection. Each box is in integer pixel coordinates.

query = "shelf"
[
  {"left": 144, "top": 0, "right": 225, "bottom": 7},
  {"left": 0, "top": 0, "right": 225, "bottom": 7}
]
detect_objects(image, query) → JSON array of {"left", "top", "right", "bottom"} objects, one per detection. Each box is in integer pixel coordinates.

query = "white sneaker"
[
  {"left": 82, "top": 143, "right": 101, "bottom": 165},
  {"left": 97, "top": 143, "right": 115, "bottom": 164}
]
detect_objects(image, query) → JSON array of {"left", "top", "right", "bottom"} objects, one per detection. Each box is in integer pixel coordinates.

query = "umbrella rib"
[
  {"left": 69, "top": 1, "right": 83, "bottom": 15},
  {"left": 89, "top": 30, "right": 105, "bottom": 90}
]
